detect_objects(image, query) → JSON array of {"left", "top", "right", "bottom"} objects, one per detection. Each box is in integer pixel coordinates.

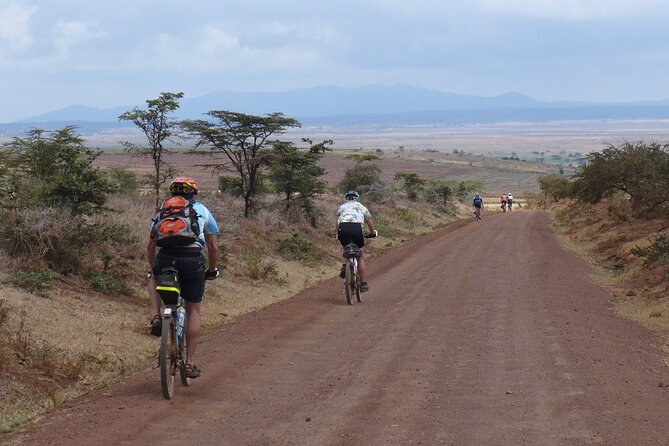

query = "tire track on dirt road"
[{"left": 7, "top": 211, "right": 669, "bottom": 445}]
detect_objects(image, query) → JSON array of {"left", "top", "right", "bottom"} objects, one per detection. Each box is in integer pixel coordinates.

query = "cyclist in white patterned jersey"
[{"left": 336, "top": 190, "right": 377, "bottom": 292}]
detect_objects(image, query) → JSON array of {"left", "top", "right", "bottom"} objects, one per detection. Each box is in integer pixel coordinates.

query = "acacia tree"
[
  {"left": 538, "top": 174, "right": 574, "bottom": 203},
  {"left": 574, "top": 142, "right": 669, "bottom": 211},
  {"left": 425, "top": 179, "right": 454, "bottom": 205},
  {"left": 119, "top": 91, "right": 183, "bottom": 206},
  {"left": 394, "top": 172, "right": 426, "bottom": 201},
  {"left": 182, "top": 111, "right": 301, "bottom": 217},
  {"left": 269, "top": 140, "right": 329, "bottom": 226}
]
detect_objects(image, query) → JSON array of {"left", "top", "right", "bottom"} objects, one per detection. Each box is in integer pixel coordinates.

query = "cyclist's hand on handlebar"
[
  {"left": 205, "top": 268, "right": 219, "bottom": 280},
  {"left": 365, "top": 230, "right": 378, "bottom": 238}
]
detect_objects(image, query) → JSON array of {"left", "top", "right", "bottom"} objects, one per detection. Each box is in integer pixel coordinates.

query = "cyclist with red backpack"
[{"left": 147, "top": 176, "right": 220, "bottom": 379}]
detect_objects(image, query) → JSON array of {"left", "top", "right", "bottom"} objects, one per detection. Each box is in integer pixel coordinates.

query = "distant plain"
[{"left": 88, "top": 119, "right": 669, "bottom": 197}]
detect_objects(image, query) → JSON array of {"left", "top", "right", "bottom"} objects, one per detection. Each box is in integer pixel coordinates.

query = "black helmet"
[{"left": 344, "top": 190, "right": 360, "bottom": 201}]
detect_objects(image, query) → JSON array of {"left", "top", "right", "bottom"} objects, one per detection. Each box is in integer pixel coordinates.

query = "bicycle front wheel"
[
  {"left": 160, "top": 316, "right": 177, "bottom": 399},
  {"left": 344, "top": 261, "right": 353, "bottom": 305}
]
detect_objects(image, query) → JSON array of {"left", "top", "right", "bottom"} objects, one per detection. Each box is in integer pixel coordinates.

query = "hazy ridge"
[{"left": 3, "top": 85, "right": 669, "bottom": 136}]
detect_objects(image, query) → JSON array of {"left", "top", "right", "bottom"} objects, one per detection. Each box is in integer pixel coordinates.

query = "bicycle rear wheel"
[
  {"left": 344, "top": 261, "right": 353, "bottom": 305},
  {"left": 179, "top": 327, "right": 191, "bottom": 387},
  {"left": 355, "top": 274, "right": 361, "bottom": 303},
  {"left": 160, "top": 316, "right": 177, "bottom": 399}
]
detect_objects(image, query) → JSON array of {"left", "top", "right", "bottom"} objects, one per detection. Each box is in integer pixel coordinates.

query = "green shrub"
[
  {"left": 86, "top": 272, "right": 132, "bottom": 295},
  {"left": 631, "top": 232, "right": 669, "bottom": 266},
  {"left": 105, "top": 167, "right": 140, "bottom": 193},
  {"left": 3, "top": 127, "right": 115, "bottom": 216},
  {"left": 394, "top": 207, "right": 418, "bottom": 227},
  {"left": 241, "top": 248, "right": 285, "bottom": 284},
  {"left": 275, "top": 233, "right": 325, "bottom": 266},
  {"left": 219, "top": 175, "right": 242, "bottom": 196},
  {"left": 338, "top": 164, "right": 383, "bottom": 194},
  {"left": 8, "top": 270, "right": 58, "bottom": 296}
]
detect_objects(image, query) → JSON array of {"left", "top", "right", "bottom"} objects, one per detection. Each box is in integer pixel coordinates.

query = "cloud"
[
  {"left": 53, "top": 21, "right": 105, "bottom": 59},
  {"left": 476, "top": 0, "right": 666, "bottom": 19},
  {"left": 0, "top": 0, "right": 37, "bottom": 52},
  {"left": 132, "top": 25, "right": 329, "bottom": 76}
]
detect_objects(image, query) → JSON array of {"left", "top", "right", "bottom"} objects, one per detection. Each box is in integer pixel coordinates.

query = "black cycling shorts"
[
  {"left": 338, "top": 223, "right": 364, "bottom": 248},
  {"left": 153, "top": 249, "right": 206, "bottom": 303}
]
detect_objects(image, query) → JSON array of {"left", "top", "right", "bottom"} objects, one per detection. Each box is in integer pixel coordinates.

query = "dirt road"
[{"left": 8, "top": 211, "right": 669, "bottom": 445}]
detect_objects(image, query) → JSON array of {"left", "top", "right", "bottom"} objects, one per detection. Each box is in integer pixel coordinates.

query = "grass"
[{"left": 550, "top": 198, "right": 669, "bottom": 341}]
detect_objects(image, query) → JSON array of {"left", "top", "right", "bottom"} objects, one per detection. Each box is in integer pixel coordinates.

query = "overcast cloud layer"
[{"left": 1, "top": 0, "right": 668, "bottom": 122}]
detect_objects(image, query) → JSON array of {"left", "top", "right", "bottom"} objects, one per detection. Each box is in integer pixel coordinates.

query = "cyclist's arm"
[
  {"left": 205, "top": 233, "right": 219, "bottom": 272},
  {"left": 365, "top": 217, "right": 375, "bottom": 233},
  {"left": 147, "top": 239, "right": 157, "bottom": 269}
]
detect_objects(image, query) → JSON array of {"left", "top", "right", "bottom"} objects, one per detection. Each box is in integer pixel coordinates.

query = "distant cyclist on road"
[
  {"left": 500, "top": 194, "right": 507, "bottom": 213},
  {"left": 507, "top": 192, "right": 514, "bottom": 211},
  {"left": 337, "top": 191, "right": 377, "bottom": 292},
  {"left": 147, "top": 176, "right": 220, "bottom": 379},
  {"left": 473, "top": 193, "right": 483, "bottom": 220}
]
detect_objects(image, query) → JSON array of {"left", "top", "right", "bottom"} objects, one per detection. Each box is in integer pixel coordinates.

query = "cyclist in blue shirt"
[
  {"left": 473, "top": 193, "right": 483, "bottom": 220},
  {"left": 147, "top": 176, "right": 219, "bottom": 379}
]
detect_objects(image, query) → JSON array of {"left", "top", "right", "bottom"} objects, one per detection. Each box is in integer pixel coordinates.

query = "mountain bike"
[
  {"left": 155, "top": 267, "right": 191, "bottom": 399},
  {"left": 342, "top": 233, "right": 376, "bottom": 305},
  {"left": 474, "top": 207, "right": 482, "bottom": 221},
  {"left": 508, "top": 200, "right": 513, "bottom": 211},
  {"left": 501, "top": 202, "right": 507, "bottom": 213}
]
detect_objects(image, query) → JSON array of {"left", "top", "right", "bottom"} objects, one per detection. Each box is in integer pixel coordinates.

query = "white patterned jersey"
[{"left": 337, "top": 201, "right": 371, "bottom": 224}]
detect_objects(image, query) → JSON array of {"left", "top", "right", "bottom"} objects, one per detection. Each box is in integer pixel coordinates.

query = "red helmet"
[{"left": 169, "top": 176, "right": 199, "bottom": 195}]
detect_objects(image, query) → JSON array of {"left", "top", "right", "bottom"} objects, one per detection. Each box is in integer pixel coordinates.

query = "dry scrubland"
[
  {"left": 3, "top": 136, "right": 664, "bottom": 433},
  {"left": 2, "top": 146, "right": 533, "bottom": 433},
  {"left": 97, "top": 148, "right": 559, "bottom": 197},
  {"left": 543, "top": 199, "right": 669, "bottom": 347}
]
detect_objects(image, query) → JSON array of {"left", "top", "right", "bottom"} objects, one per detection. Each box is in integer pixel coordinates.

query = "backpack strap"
[{"left": 187, "top": 199, "right": 201, "bottom": 236}]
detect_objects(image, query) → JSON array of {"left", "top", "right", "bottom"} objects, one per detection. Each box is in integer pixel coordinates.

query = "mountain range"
[{"left": 3, "top": 85, "right": 669, "bottom": 134}]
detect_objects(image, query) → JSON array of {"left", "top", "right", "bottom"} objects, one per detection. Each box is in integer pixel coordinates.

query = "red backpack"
[{"left": 152, "top": 196, "right": 201, "bottom": 247}]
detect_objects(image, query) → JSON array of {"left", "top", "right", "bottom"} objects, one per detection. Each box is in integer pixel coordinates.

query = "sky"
[{"left": 1, "top": 0, "right": 668, "bottom": 122}]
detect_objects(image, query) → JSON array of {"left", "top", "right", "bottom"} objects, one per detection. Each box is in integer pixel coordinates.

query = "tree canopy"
[
  {"left": 183, "top": 111, "right": 301, "bottom": 217},
  {"left": 119, "top": 91, "right": 183, "bottom": 206}
]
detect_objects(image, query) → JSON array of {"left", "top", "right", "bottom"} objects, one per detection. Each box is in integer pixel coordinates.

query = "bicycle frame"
[
  {"left": 342, "top": 242, "right": 362, "bottom": 305},
  {"left": 156, "top": 267, "right": 190, "bottom": 399},
  {"left": 162, "top": 298, "right": 186, "bottom": 353}
]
